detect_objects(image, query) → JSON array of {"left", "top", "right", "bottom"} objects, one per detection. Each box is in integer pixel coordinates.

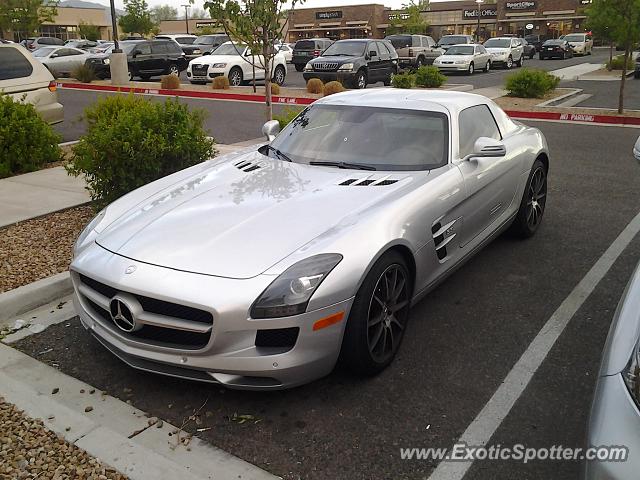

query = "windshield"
[
  {"left": 322, "top": 41, "right": 366, "bottom": 57},
  {"left": 445, "top": 46, "right": 474, "bottom": 55},
  {"left": 386, "top": 35, "right": 412, "bottom": 49},
  {"left": 543, "top": 40, "right": 563, "bottom": 46},
  {"left": 564, "top": 34, "right": 585, "bottom": 42},
  {"left": 211, "top": 43, "right": 245, "bottom": 55},
  {"left": 194, "top": 36, "right": 222, "bottom": 45},
  {"left": 269, "top": 105, "right": 448, "bottom": 171},
  {"left": 439, "top": 36, "right": 467, "bottom": 46},
  {"left": 175, "top": 37, "right": 195, "bottom": 44},
  {"left": 33, "top": 47, "right": 56, "bottom": 57},
  {"left": 484, "top": 39, "right": 511, "bottom": 48}
]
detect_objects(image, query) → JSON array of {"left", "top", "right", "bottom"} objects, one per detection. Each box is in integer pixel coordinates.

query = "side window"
[
  {"left": 376, "top": 41, "right": 390, "bottom": 58},
  {"left": 413, "top": 36, "right": 421, "bottom": 47},
  {"left": 426, "top": 36, "right": 435, "bottom": 47},
  {"left": 137, "top": 43, "right": 152, "bottom": 55},
  {"left": 152, "top": 42, "right": 168, "bottom": 54},
  {"left": 459, "top": 105, "right": 502, "bottom": 158},
  {"left": 0, "top": 48, "right": 34, "bottom": 80},
  {"left": 56, "top": 49, "right": 72, "bottom": 57},
  {"left": 68, "top": 49, "right": 83, "bottom": 56},
  {"left": 368, "top": 42, "right": 380, "bottom": 58}
]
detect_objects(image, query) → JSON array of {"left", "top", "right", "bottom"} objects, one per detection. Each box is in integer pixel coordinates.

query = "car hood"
[
  {"left": 190, "top": 54, "right": 243, "bottom": 65},
  {"left": 437, "top": 54, "right": 473, "bottom": 61},
  {"left": 485, "top": 48, "right": 510, "bottom": 54},
  {"left": 312, "top": 55, "right": 361, "bottom": 64},
  {"left": 96, "top": 149, "right": 414, "bottom": 279}
]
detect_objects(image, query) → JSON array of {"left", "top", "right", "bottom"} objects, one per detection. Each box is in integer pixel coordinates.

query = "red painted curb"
[
  {"left": 56, "top": 81, "right": 316, "bottom": 106},
  {"left": 504, "top": 109, "right": 640, "bottom": 127}
]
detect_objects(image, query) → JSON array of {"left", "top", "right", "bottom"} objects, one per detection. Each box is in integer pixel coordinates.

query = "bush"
[
  {"left": 0, "top": 95, "right": 62, "bottom": 178},
  {"left": 160, "top": 73, "right": 181, "bottom": 89},
  {"left": 269, "top": 82, "right": 281, "bottom": 96},
  {"left": 391, "top": 72, "right": 415, "bottom": 89},
  {"left": 66, "top": 95, "right": 215, "bottom": 208},
  {"left": 414, "top": 66, "right": 447, "bottom": 88},
  {"left": 212, "top": 76, "right": 230, "bottom": 89},
  {"left": 71, "top": 64, "right": 96, "bottom": 83},
  {"left": 273, "top": 107, "right": 303, "bottom": 129},
  {"left": 306, "top": 78, "right": 324, "bottom": 94},
  {"left": 606, "top": 54, "right": 635, "bottom": 71},
  {"left": 323, "top": 80, "right": 346, "bottom": 96},
  {"left": 505, "top": 68, "right": 560, "bottom": 98}
]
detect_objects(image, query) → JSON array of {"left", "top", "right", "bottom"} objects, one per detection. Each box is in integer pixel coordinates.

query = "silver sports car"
[{"left": 70, "top": 89, "right": 550, "bottom": 390}]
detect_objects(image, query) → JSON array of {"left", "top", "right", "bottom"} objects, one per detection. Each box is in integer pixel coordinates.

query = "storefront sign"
[
  {"left": 388, "top": 12, "right": 410, "bottom": 20},
  {"left": 463, "top": 8, "right": 498, "bottom": 18},
  {"left": 505, "top": 1, "right": 536, "bottom": 10},
  {"left": 195, "top": 21, "right": 217, "bottom": 28},
  {"left": 316, "top": 11, "right": 342, "bottom": 20}
]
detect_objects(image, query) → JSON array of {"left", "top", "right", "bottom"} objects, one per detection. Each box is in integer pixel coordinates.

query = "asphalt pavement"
[{"left": 15, "top": 122, "right": 640, "bottom": 480}]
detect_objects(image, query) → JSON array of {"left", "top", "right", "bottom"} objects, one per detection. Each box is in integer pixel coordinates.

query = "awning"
[
  {"left": 293, "top": 23, "right": 315, "bottom": 28},
  {"left": 289, "top": 25, "right": 371, "bottom": 32},
  {"left": 377, "top": 23, "right": 390, "bottom": 28},
  {"left": 318, "top": 22, "right": 341, "bottom": 27},
  {"left": 346, "top": 20, "right": 368, "bottom": 25},
  {"left": 498, "top": 15, "right": 586, "bottom": 22}
]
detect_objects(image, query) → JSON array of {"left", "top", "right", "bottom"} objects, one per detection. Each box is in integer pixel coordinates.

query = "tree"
[
  {"left": 205, "top": 0, "right": 304, "bottom": 120},
  {"left": 149, "top": 4, "right": 178, "bottom": 23},
  {"left": 78, "top": 21, "right": 100, "bottom": 41},
  {"left": 586, "top": 0, "right": 640, "bottom": 113},
  {"left": 186, "top": 7, "right": 209, "bottom": 19},
  {"left": 388, "top": 0, "right": 429, "bottom": 35},
  {"left": 118, "top": 0, "right": 156, "bottom": 37},
  {"left": 0, "top": 0, "right": 58, "bottom": 41}
]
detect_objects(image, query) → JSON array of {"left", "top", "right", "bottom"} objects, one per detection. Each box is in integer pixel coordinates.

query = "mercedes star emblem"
[{"left": 109, "top": 297, "right": 137, "bottom": 332}]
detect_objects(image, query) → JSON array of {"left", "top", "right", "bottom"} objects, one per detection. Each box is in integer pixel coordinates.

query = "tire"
[
  {"left": 634, "top": 71, "right": 640, "bottom": 79},
  {"left": 340, "top": 251, "right": 412, "bottom": 375},
  {"left": 506, "top": 55, "right": 513, "bottom": 69},
  {"left": 168, "top": 63, "right": 179, "bottom": 76},
  {"left": 539, "top": 54, "right": 545, "bottom": 60},
  {"left": 353, "top": 69, "right": 367, "bottom": 89},
  {"left": 228, "top": 67, "right": 243, "bottom": 86},
  {"left": 530, "top": 52, "right": 535, "bottom": 59},
  {"left": 484, "top": 60, "right": 491, "bottom": 73},
  {"left": 273, "top": 65, "right": 286, "bottom": 86},
  {"left": 509, "top": 158, "right": 547, "bottom": 238},
  {"left": 127, "top": 70, "right": 133, "bottom": 81},
  {"left": 294, "top": 64, "right": 304, "bottom": 72},
  {"left": 467, "top": 62, "right": 474, "bottom": 75},
  {"left": 416, "top": 56, "right": 426, "bottom": 68},
  {"left": 383, "top": 72, "right": 392, "bottom": 86},
  {"left": 516, "top": 54, "right": 524, "bottom": 67}
]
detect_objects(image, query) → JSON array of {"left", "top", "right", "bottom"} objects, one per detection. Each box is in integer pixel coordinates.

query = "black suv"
[
  {"left": 292, "top": 38, "right": 333, "bottom": 71},
  {"left": 86, "top": 40, "right": 188, "bottom": 80},
  {"left": 193, "top": 34, "right": 230, "bottom": 55},
  {"left": 303, "top": 39, "right": 398, "bottom": 89}
]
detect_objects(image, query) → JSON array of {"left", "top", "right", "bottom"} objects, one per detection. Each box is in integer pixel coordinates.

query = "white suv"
[
  {"left": 187, "top": 41, "right": 287, "bottom": 86},
  {"left": 0, "top": 44, "right": 63, "bottom": 124},
  {"left": 483, "top": 37, "right": 525, "bottom": 68}
]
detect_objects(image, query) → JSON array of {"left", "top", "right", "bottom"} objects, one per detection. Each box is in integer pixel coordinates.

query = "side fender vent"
[
  {"left": 234, "top": 161, "right": 262, "bottom": 172},
  {"left": 339, "top": 176, "right": 399, "bottom": 187}
]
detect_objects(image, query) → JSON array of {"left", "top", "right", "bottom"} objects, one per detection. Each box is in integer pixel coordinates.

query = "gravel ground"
[
  {"left": 0, "top": 206, "right": 93, "bottom": 293},
  {"left": 0, "top": 397, "right": 127, "bottom": 479}
]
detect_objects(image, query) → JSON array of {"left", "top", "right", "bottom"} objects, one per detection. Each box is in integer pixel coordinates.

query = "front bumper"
[
  {"left": 186, "top": 66, "right": 226, "bottom": 82},
  {"left": 434, "top": 63, "right": 470, "bottom": 72},
  {"left": 303, "top": 71, "right": 355, "bottom": 83},
  {"left": 71, "top": 245, "right": 353, "bottom": 390},
  {"left": 582, "top": 374, "right": 637, "bottom": 478}
]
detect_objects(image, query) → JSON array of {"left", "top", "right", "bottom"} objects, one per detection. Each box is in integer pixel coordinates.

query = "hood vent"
[
  {"left": 234, "top": 160, "right": 262, "bottom": 173},
  {"left": 339, "top": 175, "right": 399, "bottom": 187}
]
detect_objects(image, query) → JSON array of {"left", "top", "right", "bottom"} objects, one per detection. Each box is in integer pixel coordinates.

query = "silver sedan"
[{"left": 70, "top": 90, "right": 550, "bottom": 390}]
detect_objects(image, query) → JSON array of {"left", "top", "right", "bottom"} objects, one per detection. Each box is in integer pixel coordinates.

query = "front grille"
[
  {"left": 191, "top": 64, "right": 208, "bottom": 75},
  {"left": 313, "top": 62, "right": 339, "bottom": 71},
  {"left": 255, "top": 327, "right": 299, "bottom": 351}
]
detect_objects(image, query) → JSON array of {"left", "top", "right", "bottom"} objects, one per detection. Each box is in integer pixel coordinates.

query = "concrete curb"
[
  {"left": 0, "top": 272, "right": 72, "bottom": 322},
  {"left": 0, "top": 342, "right": 279, "bottom": 480},
  {"left": 537, "top": 88, "right": 583, "bottom": 107}
]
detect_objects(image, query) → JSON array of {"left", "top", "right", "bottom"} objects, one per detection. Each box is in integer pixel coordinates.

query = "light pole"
[
  {"left": 109, "top": 0, "right": 119, "bottom": 51},
  {"left": 108, "top": 0, "right": 129, "bottom": 85},
  {"left": 182, "top": 4, "right": 191, "bottom": 34},
  {"left": 475, "top": 0, "right": 484, "bottom": 42}
]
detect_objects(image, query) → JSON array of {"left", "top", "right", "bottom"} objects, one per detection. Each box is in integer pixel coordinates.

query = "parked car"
[
  {"left": 64, "top": 39, "right": 98, "bottom": 50},
  {"left": 155, "top": 34, "right": 202, "bottom": 59},
  {"left": 436, "top": 34, "right": 474, "bottom": 52},
  {"left": 0, "top": 39, "right": 14, "bottom": 44},
  {"left": 85, "top": 40, "right": 187, "bottom": 80},
  {"left": 519, "top": 38, "right": 536, "bottom": 59},
  {"left": 483, "top": 37, "right": 525, "bottom": 68},
  {"left": 584, "top": 137, "right": 640, "bottom": 477},
  {"left": 433, "top": 44, "right": 491, "bottom": 75},
  {"left": 563, "top": 32, "right": 593, "bottom": 55},
  {"left": 275, "top": 43, "right": 293, "bottom": 63},
  {"left": 23, "top": 37, "right": 64, "bottom": 51},
  {"left": 32, "top": 46, "right": 91, "bottom": 76},
  {"left": 303, "top": 39, "right": 398, "bottom": 89},
  {"left": 539, "top": 39, "right": 573, "bottom": 59},
  {"left": 0, "top": 44, "right": 62, "bottom": 124},
  {"left": 292, "top": 38, "right": 333, "bottom": 72},
  {"left": 70, "top": 89, "right": 549, "bottom": 390},
  {"left": 187, "top": 41, "right": 287, "bottom": 86},
  {"left": 90, "top": 42, "right": 113, "bottom": 54},
  {"left": 384, "top": 34, "right": 443, "bottom": 68},
  {"left": 193, "top": 34, "right": 230, "bottom": 55},
  {"left": 524, "top": 34, "right": 547, "bottom": 52}
]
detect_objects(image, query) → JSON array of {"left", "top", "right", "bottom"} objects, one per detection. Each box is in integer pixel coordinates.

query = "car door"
[
  {"left": 65, "top": 48, "right": 86, "bottom": 70},
  {"left": 243, "top": 46, "right": 266, "bottom": 80},
  {"left": 132, "top": 42, "right": 153, "bottom": 74},
  {"left": 474, "top": 45, "right": 489, "bottom": 69},
  {"left": 424, "top": 36, "right": 441, "bottom": 63},
  {"left": 151, "top": 41, "right": 170, "bottom": 73},
  {"left": 367, "top": 41, "right": 382, "bottom": 82},
  {"left": 376, "top": 41, "right": 393, "bottom": 78},
  {"left": 455, "top": 104, "right": 522, "bottom": 246},
  {"left": 45, "top": 48, "right": 67, "bottom": 70},
  {"left": 511, "top": 38, "right": 524, "bottom": 62}
]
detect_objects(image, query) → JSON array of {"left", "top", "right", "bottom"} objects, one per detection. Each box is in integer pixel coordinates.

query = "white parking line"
[{"left": 428, "top": 210, "right": 640, "bottom": 480}]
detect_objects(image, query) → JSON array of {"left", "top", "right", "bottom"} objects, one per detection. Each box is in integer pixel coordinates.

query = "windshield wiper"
[
  {"left": 309, "top": 161, "right": 376, "bottom": 171},
  {"left": 264, "top": 145, "right": 293, "bottom": 162}
]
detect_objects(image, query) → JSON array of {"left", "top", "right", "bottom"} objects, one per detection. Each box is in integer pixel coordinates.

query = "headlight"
[
  {"left": 250, "top": 254, "right": 343, "bottom": 318},
  {"left": 337, "top": 63, "right": 354, "bottom": 72},
  {"left": 211, "top": 63, "right": 226, "bottom": 68},
  {"left": 74, "top": 208, "right": 106, "bottom": 254},
  {"left": 103, "top": 58, "right": 110, "bottom": 65},
  {"left": 193, "top": 49, "right": 201, "bottom": 54},
  {"left": 303, "top": 62, "right": 313, "bottom": 71},
  {"left": 624, "top": 339, "right": 640, "bottom": 405}
]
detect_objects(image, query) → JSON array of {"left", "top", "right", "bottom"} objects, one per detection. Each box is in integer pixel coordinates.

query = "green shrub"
[
  {"left": 414, "top": 66, "right": 447, "bottom": 88},
  {"left": 72, "top": 63, "right": 96, "bottom": 83},
  {"left": 505, "top": 68, "right": 560, "bottom": 98},
  {"left": 273, "top": 107, "right": 303, "bottom": 129},
  {"left": 66, "top": 95, "right": 215, "bottom": 208},
  {"left": 323, "top": 80, "right": 346, "bottom": 96},
  {"left": 391, "top": 72, "right": 415, "bottom": 89},
  {"left": 0, "top": 95, "right": 62, "bottom": 178},
  {"left": 606, "top": 54, "right": 635, "bottom": 71}
]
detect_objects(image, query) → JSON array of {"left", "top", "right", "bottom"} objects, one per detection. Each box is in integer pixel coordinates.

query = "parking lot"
[{"left": 13, "top": 121, "right": 640, "bottom": 480}]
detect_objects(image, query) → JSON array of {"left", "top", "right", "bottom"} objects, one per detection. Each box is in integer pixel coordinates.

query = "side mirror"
[
  {"left": 50, "top": 53, "right": 58, "bottom": 58},
  {"left": 262, "top": 120, "right": 281, "bottom": 141},
  {"left": 634, "top": 136, "right": 640, "bottom": 162},
  {"left": 369, "top": 50, "right": 377, "bottom": 58},
  {"left": 464, "top": 137, "right": 507, "bottom": 161}
]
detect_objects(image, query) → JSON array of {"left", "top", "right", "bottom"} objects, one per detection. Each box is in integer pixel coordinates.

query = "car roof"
[{"left": 488, "top": 37, "right": 515, "bottom": 40}]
